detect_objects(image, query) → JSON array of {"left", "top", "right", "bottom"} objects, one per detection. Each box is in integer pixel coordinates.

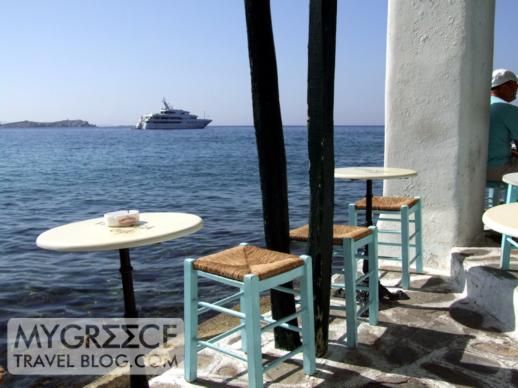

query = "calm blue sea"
[{"left": 0, "top": 125, "right": 383, "bottom": 387}]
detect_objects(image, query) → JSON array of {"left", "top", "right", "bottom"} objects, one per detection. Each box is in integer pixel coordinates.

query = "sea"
[{"left": 0, "top": 125, "right": 384, "bottom": 387}]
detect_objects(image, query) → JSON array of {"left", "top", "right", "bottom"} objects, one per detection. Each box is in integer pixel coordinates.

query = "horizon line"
[{"left": 94, "top": 123, "right": 385, "bottom": 127}]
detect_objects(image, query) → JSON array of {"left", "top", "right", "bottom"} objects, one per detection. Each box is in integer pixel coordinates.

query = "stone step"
[{"left": 451, "top": 247, "right": 518, "bottom": 339}]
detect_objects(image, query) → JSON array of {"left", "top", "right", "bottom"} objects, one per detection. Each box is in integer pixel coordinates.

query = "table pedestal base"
[
  {"left": 362, "top": 180, "right": 399, "bottom": 302},
  {"left": 119, "top": 248, "right": 149, "bottom": 388}
]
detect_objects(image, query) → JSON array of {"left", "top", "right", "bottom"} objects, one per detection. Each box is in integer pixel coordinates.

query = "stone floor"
[{"left": 150, "top": 259, "right": 518, "bottom": 388}]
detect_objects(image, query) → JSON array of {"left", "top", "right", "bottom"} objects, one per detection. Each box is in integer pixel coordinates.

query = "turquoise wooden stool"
[
  {"left": 349, "top": 196, "right": 423, "bottom": 289},
  {"left": 184, "top": 244, "right": 316, "bottom": 388},
  {"left": 486, "top": 180, "right": 506, "bottom": 208},
  {"left": 499, "top": 173, "right": 518, "bottom": 269},
  {"left": 289, "top": 224, "right": 378, "bottom": 348}
]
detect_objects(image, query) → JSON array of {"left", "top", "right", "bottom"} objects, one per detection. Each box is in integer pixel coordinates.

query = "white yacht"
[{"left": 136, "top": 99, "right": 211, "bottom": 130}]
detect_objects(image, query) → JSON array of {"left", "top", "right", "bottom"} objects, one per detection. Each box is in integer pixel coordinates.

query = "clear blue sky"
[{"left": 0, "top": 1, "right": 517, "bottom": 126}]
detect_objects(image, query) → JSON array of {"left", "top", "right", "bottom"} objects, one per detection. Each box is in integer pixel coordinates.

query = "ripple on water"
[{"left": 0, "top": 125, "right": 384, "bottom": 386}]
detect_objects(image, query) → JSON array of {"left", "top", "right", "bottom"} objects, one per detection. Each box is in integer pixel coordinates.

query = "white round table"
[
  {"left": 36, "top": 212, "right": 203, "bottom": 388},
  {"left": 502, "top": 173, "right": 518, "bottom": 204},
  {"left": 482, "top": 203, "right": 518, "bottom": 270},
  {"left": 502, "top": 172, "right": 518, "bottom": 187},
  {"left": 334, "top": 167, "right": 417, "bottom": 182},
  {"left": 37, "top": 212, "right": 203, "bottom": 252},
  {"left": 482, "top": 203, "right": 518, "bottom": 238}
]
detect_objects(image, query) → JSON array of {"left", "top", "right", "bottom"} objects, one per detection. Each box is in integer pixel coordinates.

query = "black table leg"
[
  {"left": 366, "top": 180, "right": 373, "bottom": 226},
  {"left": 361, "top": 180, "right": 397, "bottom": 301},
  {"left": 119, "top": 248, "right": 149, "bottom": 388}
]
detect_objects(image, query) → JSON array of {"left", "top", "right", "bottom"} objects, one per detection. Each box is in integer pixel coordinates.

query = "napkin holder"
[{"left": 104, "top": 210, "right": 140, "bottom": 227}]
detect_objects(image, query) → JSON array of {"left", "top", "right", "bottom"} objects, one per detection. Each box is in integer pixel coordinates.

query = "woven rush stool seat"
[
  {"left": 184, "top": 244, "right": 315, "bottom": 388},
  {"left": 349, "top": 196, "right": 423, "bottom": 289},
  {"left": 289, "top": 224, "right": 378, "bottom": 348},
  {"left": 355, "top": 196, "right": 419, "bottom": 211},
  {"left": 193, "top": 245, "right": 303, "bottom": 281},
  {"left": 290, "top": 224, "right": 372, "bottom": 244}
]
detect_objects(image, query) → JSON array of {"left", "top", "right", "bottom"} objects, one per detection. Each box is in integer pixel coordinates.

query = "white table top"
[
  {"left": 503, "top": 172, "right": 518, "bottom": 186},
  {"left": 36, "top": 212, "right": 203, "bottom": 252},
  {"left": 334, "top": 167, "right": 417, "bottom": 180},
  {"left": 482, "top": 203, "right": 518, "bottom": 238}
]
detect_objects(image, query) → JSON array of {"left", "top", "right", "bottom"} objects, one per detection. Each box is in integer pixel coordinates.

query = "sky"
[{"left": 0, "top": 0, "right": 517, "bottom": 126}]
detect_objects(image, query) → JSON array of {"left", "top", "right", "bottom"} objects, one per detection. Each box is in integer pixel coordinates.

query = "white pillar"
[{"left": 384, "top": 0, "right": 495, "bottom": 271}]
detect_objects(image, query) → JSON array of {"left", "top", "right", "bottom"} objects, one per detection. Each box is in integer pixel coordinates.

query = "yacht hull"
[{"left": 138, "top": 119, "right": 212, "bottom": 130}]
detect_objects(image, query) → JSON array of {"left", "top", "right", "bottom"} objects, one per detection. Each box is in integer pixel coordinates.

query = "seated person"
[{"left": 487, "top": 69, "right": 518, "bottom": 181}]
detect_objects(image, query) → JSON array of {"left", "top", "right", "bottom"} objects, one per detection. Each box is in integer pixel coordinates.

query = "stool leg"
[
  {"left": 495, "top": 186, "right": 502, "bottom": 205},
  {"left": 501, "top": 235, "right": 511, "bottom": 271},
  {"left": 244, "top": 275, "right": 263, "bottom": 388},
  {"left": 348, "top": 203, "right": 358, "bottom": 226},
  {"left": 400, "top": 205, "right": 410, "bottom": 289},
  {"left": 368, "top": 227, "right": 378, "bottom": 325},
  {"left": 300, "top": 255, "right": 316, "bottom": 375},
  {"left": 240, "top": 294, "right": 247, "bottom": 352},
  {"left": 240, "top": 242, "right": 249, "bottom": 352},
  {"left": 414, "top": 200, "right": 424, "bottom": 274},
  {"left": 184, "top": 259, "right": 198, "bottom": 382},
  {"left": 501, "top": 188, "right": 513, "bottom": 271},
  {"left": 487, "top": 187, "right": 495, "bottom": 207},
  {"left": 507, "top": 184, "right": 518, "bottom": 203},
  {"left": 344, "top": 238, "right": 357, "bottom": 348}
]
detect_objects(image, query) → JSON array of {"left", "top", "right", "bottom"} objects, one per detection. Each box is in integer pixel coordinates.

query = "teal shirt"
[{"left": 488, "top": 96, "right": 518, "bottom": 167}]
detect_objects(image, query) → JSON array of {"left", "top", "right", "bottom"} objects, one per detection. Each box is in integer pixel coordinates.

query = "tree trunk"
[
  {"left": 307, "top": 0, "right": 337, "bottom": 357},
  {"left": 243, "top": 0, "right": 301, "bottom": 350}
]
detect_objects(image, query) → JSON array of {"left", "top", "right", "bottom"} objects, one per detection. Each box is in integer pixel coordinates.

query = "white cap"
[{"left": 492, "top": 69, "right": 517, "bottom": 88}]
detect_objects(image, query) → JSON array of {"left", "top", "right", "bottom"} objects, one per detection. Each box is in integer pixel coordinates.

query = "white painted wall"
[{"left": 384, "top": 0, "right": 495, "bottom": 271}]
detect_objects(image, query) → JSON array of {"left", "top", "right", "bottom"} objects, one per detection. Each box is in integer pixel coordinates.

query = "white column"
[{"left": 384, "top": 0, "right": 495, "bottom": 271}]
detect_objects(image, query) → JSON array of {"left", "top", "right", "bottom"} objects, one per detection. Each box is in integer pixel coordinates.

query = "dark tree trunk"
[
  {"left": 307, "top": 0, "right": 337, "bottom": 357},
  {"left": 243, "top": 0, "right": 301, "bottom": 350}
]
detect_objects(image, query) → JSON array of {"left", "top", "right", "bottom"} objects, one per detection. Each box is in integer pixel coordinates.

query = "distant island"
[{"left": 0, "top": 120, "right": 96, "bottom": 128}]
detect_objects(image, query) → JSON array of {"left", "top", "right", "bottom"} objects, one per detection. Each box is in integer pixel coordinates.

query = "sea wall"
[{"left": 384, "top": 0, "right": 495, "bottom": 271}]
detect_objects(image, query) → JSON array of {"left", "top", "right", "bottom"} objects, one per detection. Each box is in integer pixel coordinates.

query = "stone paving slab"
[{"left": 150, "top": 267, "right": 518, "bottom": 387}]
